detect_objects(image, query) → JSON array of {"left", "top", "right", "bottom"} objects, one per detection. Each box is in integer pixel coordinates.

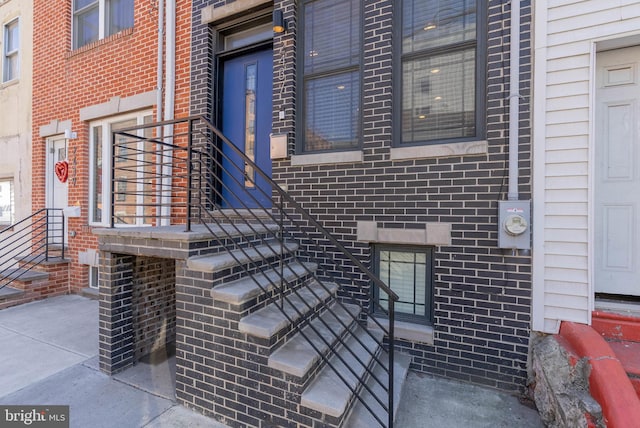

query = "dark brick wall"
[
  {"left": 132, "top": 257, "right": 176, "bottom": 360},
  {"left": 191, "top": 0, "right": 533, "bottom": 393},
  {"left": 99, "top": 252, "right": 135, "bottom": 375}
]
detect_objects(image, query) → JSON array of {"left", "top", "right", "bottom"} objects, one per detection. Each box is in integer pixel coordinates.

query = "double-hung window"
[
  {"left": 89, "top": 112, "right": 153, "bottom": 226},
  {"left": 400, "top": 0, "right": 484, "bottom": 145},
  {"left": 300, "top": 0, "right": 360, "bottom": 153},
  {"left": 73, "top": 0, "right": 134, "bottom": 49},
  {"left": 3, "top": 18, "right": 19, "bottom": 83},
  {"left": 374, "top": 246, "right": 434, "bottom": 325}
]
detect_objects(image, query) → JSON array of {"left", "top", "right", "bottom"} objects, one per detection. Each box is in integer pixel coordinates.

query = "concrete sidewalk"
[{"left": 0, "top": 295, "right": 543, "bottom": 427}]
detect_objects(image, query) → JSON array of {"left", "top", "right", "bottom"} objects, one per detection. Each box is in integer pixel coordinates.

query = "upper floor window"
[
  {"left": 3, "top": 18, "right": 19, "bottom": 82},
  {"left": 73, "top": 0, "right": 134, "bottom": 49},
  {"left": 300, "top": 0, "right": 360, "bottom": 153},
  {"left": 400, "top": 0, "right": 484, "bottom": 145}
]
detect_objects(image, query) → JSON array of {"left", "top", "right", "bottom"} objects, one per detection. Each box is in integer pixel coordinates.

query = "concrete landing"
[{"left": 396, "top": 372, "right": 543, "bottom": 428}]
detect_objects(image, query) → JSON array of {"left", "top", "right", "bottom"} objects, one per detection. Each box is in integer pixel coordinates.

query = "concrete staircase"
[
  {"left": 592, "top": 309, "right": 640, "bottom": 399},
  {"left": 183, "top": 225, "right": 412, "bottom": 427}
]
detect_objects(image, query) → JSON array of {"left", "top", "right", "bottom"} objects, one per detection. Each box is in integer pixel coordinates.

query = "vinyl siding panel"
[
  {"left": 534, "top": 0, "right": 640, "bottom": 332},
  {"left": 546, "top": 108, "right": 589, "bottom": 125},
  {"left": 546, "top": 135, "right": 589, "bottom": 151}
]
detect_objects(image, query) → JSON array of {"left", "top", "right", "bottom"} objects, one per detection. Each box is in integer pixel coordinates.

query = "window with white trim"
[
  {"left": 73, "top": 0, "right": 134, "bottom": 49},
  {"left": 373, "top": 245, "right": 434, "bottom": 325},
  {"left": 3, "top": 18, "right": 19, "bottom": 82},
  {"left": 0, "top": 178, "right": 14, "bottom": 226},
  {"left": 89, "top": 112, "right": 153, "bottom": 226},
  {"left": 399, "top": 0, "right": 484, "bottom": 145},
  {"left": 89, "top": 265, "right": 99, "bottom": 289}
]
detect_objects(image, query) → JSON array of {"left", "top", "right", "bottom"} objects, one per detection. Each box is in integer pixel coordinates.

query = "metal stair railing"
[
  {"left": 0, "top": 208, "right": 66, "bottom": 290},
  {"left": 111, "top": 116, "right": 399, "bottom": 427}
]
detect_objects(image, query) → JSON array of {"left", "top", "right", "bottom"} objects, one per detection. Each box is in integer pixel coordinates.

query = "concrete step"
[
  {"left": 239, "top": 280, "right": 338, "bottom": 339},
  {"left": 0, "top": 268, "right": 49, "bottom": 282},
  {"left": 16, "top": 252, "right": 70, "bottom": 265},
  {"left": 607, "top": 339, "right": 640, "bottom": 401},
  {"left": 269, "top": 303, "right": 360, "bottom": 378},
  {"left": 592, "top": 310, "right": 640, "bottom": 342},
  {"left": 209, "top": 209, "right": 276, "bottom": 222},
  {"left": 187, "top": 240, "right": 298, "bottom": 273},
  {"left": 211, "top": 261, "right": 316, "bottom": 305},
  {"left": 300, "top": 325, "right": 384, "bottom": 418},
  {"left": 344, "top": 351, "right": 412, "bottom": 428},
  {"left": 0, "top": 285, "right": 29, "bottom": 310},
  {"left": 0, "top": 285, "right": 26, "bottom": 300}
]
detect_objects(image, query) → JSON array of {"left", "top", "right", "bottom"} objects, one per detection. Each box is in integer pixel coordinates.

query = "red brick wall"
[{"left": 33, "top": 1, "right": 191, "bottom": 292}]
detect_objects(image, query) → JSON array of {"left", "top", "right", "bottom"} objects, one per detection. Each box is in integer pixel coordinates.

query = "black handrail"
[
  {"left": 0, "top": 208, "right": 66, "bottom": 290},
  {"left": 111, "top": 115, "right": 399, "bottom": 427}
]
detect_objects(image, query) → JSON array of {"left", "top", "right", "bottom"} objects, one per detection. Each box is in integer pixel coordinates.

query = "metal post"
[
  {"left": 110, "top": 131, "right": 117, "bottom": 228},
  {"left": 279, "top": 194, "right": 284, "bottom": 310},
  {"left": 186, "top": 119, "right": 193, "bottom": 232},
  {"left": 61, "top": 211, "right": 66, "bottom": 260},
  {"left": 388, "top": 300, "right": 395, "bottom": 428},
  {"left": 44, "top": 210, "right": 49, "bottom": 262}
]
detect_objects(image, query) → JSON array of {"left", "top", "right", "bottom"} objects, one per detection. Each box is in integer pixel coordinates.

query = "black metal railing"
[
  {"left": 0, "top": 209, "right": 66, "bottom": 290},
  {"left": 112, "top": 116, "right": 399, "bottom": 427}
]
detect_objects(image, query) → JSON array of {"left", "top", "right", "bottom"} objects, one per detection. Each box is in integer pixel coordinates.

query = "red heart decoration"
[{"left": 55, "top": 160, "right": 69, "bottom": 183}]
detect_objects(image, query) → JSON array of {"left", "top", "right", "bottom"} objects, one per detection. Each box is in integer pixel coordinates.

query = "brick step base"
[{"left": 0, "top": 254, "right": 70, "bottom": 310}]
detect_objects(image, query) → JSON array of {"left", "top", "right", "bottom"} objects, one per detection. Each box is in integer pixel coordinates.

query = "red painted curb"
[{"left": 559, "top": 321, "right": 640, "bottom": 428}]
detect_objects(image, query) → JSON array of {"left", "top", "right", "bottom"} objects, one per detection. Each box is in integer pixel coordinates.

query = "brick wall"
[
  {"left": 132, "top": 257, "right": 176, "bottom": 360},
  {"left": 191, "top": 0, "right": 533, "bottom": 393},
  {"left": 32, "top": 0, "right": 191, "bottom": 292}
]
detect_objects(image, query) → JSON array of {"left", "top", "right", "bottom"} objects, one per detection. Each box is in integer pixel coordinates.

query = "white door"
[
  {"left": 46, "top": 137, "right": 68, "bottom": 244},
  {"left": 595, "top": 46, "right": 640, "bottom": 296}
]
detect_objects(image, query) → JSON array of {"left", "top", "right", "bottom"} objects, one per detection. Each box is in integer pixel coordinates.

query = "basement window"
[
  {"left": 89, "top": 266, "right": 99, "bottom": 289},
  {"left": 373, "top": 245, "right": 434, "bottom": 325}
]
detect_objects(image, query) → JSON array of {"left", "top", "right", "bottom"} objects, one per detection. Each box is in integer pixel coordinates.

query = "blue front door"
[{"left": 221, "top": 48, "right": 273, "bottom": 208}]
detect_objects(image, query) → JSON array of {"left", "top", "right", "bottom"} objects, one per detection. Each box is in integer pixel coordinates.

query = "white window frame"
[
  {"left": 0, "top": 177, "right": 15, "bottom": 226},
  {"left": 72, "top": 0, "right": 134, "bottom": 49},
  {"left": 88, "top": 111, "right": 153, "bottom": 227},
  {"left": 89, "top": 265, "right": 99, "bottom": 289},
  {"left": 3, "top": 18, "right": 19, "bottom": 83}
]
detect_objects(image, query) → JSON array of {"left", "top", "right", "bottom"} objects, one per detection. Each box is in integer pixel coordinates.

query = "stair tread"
[
  {"left": 0, "top": 285, "right": 25, "bottom": 298},
  {"left": 345, "top": 352, "right": 412, "bottom": 428},
  {"left": 16, "top": 253, "right": 70, "bottom": 265},
  {"left": 608, "top": 340, "right": 640, "bottom": 376},
  {"left": 269, "top": 303, "right": 361, "bottom": 378},
  {"left": 211, "top": 261, "right": 316, "bottom": 304},
  {"left": 0, "top": 268, "right": 49, "bottom": 281},
  {"left": 187, "top": 241, "right": 298, "bottom": 273},
  {"left": 592, "top": 312, "right": 640, "bottom": 343},
  {"left": 300, "top": 325, "right": 384, "bottom": 418},
  {"left": 239, "top": 280, "right": 338, "bottom": 338}
]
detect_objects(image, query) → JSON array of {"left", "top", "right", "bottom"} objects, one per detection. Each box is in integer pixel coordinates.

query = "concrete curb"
[{"left": 559, "top": 321, "right": 640, "bottom": 428}]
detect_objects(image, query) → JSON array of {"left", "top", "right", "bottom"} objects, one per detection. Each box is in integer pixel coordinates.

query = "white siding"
[{"left": 533, "top": 0, "right": 640, "bottom": 332}]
